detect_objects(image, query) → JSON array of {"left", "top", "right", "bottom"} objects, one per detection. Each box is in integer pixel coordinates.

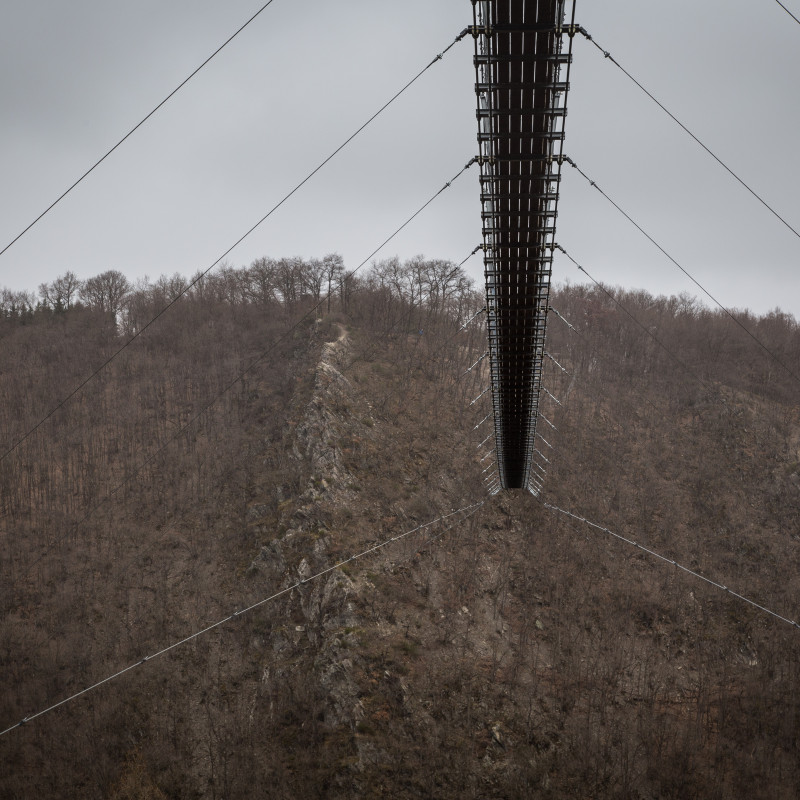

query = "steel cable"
[
  {"left": 10, "top": 236, "right": 485, "bottom": 672},
  {"left": 0, "top": 500, "right": 484, "bottom": 738},
  {"left": 774, "top": 0, "right": 800, "bottom": 26},
  {"left": 541, "top": 500, "right": 800, "bottom": 632},
  {"left": 564, "top": 157, "right": 800, "bottom": 388},
  {"left": 554, "top": 244, "right": 713, "bottom": 394},
  {"left": 576, "top": 28, "right": 800, "bottom": 242},
  {"left": 0, "top": 0, "right": 282, "bottom": 260},
  {"left": 15, "top": 157, "right": 477, "bottom": 579},
  {"left": 0, "top": 28, "right": 470, "bottom": 465}
]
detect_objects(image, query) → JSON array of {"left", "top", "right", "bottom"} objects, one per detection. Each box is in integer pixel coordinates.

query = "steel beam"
[{"left": 473, "top": 0, "right": 574, "bottom": 490}]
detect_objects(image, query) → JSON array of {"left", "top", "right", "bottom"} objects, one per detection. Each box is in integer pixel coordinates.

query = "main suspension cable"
[
  {"left": 773, "top": 0, "right": 800, "bottom": 26},
  {"left": 554, "top": 244, "right": 713, "bottom": 393},
  {"left": 576, "top": 27, "right": 800, "bottom": 242},
  {"left": 0, "top": 0, "right": 282, "bottom": 260},
  {"left": 564, "top": 157, "right": 800, "bottom": 388}
]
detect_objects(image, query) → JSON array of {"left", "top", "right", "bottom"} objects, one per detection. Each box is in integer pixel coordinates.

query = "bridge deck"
[{"left": 472, "top": 0, "right": 575, "bottom": 492}]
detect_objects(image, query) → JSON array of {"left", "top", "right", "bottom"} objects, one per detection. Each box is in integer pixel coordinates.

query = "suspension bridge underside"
[{"left": 472, "top": 0, "right": 573, "bottom": 491}]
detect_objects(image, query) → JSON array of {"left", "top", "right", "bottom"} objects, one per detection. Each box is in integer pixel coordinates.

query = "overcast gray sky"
[{"left": 1, "top": 0, "right": 799, "bottom": 316}]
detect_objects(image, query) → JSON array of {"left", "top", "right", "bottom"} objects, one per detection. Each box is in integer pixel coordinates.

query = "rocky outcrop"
[
  {"left": 292, "top": 323, "right": 353, "bottom": 502},
  {"left": 250, "top": 321, "right": 367, "bottom": 744}
]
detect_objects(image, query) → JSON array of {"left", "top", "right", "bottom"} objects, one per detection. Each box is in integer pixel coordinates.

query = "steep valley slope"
[{"left": 1, "top": 282, "right": 799, "bottom": 798}]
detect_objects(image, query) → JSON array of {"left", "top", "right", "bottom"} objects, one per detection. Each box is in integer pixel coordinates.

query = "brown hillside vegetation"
[{"left": 1, "top": 261, "right": 799, "bottom": 798}]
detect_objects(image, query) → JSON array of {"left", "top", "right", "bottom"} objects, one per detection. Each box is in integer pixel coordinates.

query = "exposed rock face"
[
  {"left": 10, "top": 264, "right": 800, "bottom": 799},
  {"left": 251, "top": 321, "right": 366, "bottom": 750},
  {"left": 292, "top": 326, "right": 353, "bottom": 497}
]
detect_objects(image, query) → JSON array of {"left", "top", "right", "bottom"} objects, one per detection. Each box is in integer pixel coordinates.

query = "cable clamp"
[
  {"left": 558, "top": 24, "right": 582, "bottom": 38},
  {"left": 466, "top": 24, "right": 491, "bottom": 38}
]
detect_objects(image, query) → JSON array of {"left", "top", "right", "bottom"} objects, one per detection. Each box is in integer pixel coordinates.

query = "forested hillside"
[{"left": 1, "top": 257, "right": 799, "bottom": 798}]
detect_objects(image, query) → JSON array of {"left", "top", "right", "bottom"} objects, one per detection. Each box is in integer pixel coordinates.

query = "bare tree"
[
  {"left": 423, "top": 259, "right": 459, "bottom": 316},
  {"left": 245, "top": 257, "right": 279, "bottom": 306},
  {"left": 323, "top": 253, "right": 344, "bottom": 312},
  {"left": 56, "top": 271, "right": 81, "bottom": 309},
  {"left": 1, "top": 288, "right": 36, "bottom": 318},
  {"left": 80, "top": 269, "right": 131, "bottom": 319},
  {"left": 275, "top": 257, "right": 304, "bottom": 305},
  {"left": 212, "top": 264, "right": 248, "bottom": 306},
  {"left": 405, "top": 255, "right": 426, "bottom": 314},
  {"left": 302, "top": 258, "right": 327, "bottom": 305},
  {"left": 152, "top": 272, "right": 187, "bottom": 304},
  {"left": 39, "top": 271, "right": 81, "bottom": 311},
  {"left": 339, "top": 269, "right": 357, "bottom": 312}
]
